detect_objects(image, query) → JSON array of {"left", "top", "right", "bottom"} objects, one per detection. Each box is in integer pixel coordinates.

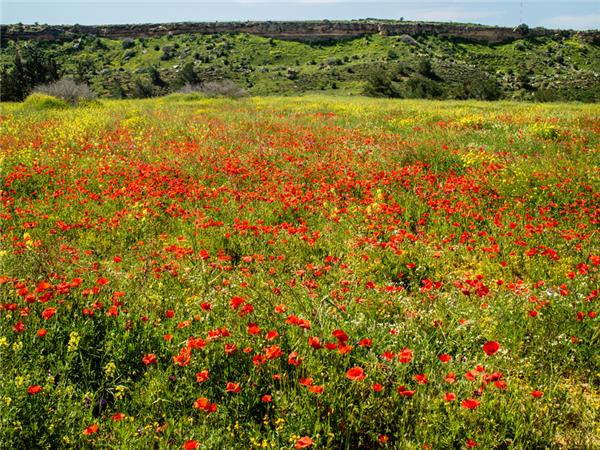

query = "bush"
[
  {"left": 23, "top": 93, "right": 69, "bottom": 110},
  {"left": 178, "top": 80, "right": 247, "bottom": 99},
  {"left": 402, "top": 75, "right": 443, "bottom": 99},
  {"left": 363, "top": 66, "right": 402, "bottom": 98},
  {"left": 33, "top": 78, "right": 95, "bottom": 106}
]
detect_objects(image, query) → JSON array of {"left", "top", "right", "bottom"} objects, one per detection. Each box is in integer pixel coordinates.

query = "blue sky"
[{"left": 2, "top": 1, "right": 599, "bottom": 30}]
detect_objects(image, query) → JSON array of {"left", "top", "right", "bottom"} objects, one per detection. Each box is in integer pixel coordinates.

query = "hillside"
[{"left": 1, "top": 20, "right": 599, "bottom": 101}]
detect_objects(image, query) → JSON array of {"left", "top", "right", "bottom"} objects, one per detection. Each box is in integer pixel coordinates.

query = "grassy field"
[{"left": 0, "top": 96, "right": 599, "bottom": 449}]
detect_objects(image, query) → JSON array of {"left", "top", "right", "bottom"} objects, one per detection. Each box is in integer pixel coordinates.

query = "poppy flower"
[
  {"left": 142, "top": 353, "right": 157, "bottom": 365},
  {"left": 261, "top": 394, "right": 272, "bottom": 403},
  {"left": 83, "top": 423, "right": 99, "bottom": 435},
  {"left": 299, "top": 378, "right": 314, "bottom": 386},
  {"left": 182, "top": 440, "right": 200, "bottom": 449},
  {"left": 308, "top": 385, "right": 324, "bottom": 394},
  {"left": 372, "top": 383, "right": 383, "bottom": 392},
  {"left": 397, "top": 385, "right": 416, "bottom": 397},
  {"left": 295, "top": 436, "right": 313, "bottom": 449},
  {"left": 247, "top": 323, "right": 260, "bottom": 335},
  {"left": 111, "top": 412, "right": 126, "bottom": 421},
  {"left": 226, "top": 382, "right": 241, "bottom": 393},
  {"left": 438, "top": 354, "right": 452, "bottom": 363},
  {"left": 265, "top": 330, "right": 279, "bottom": 341},
  {"left": 482, "top": 341, "right": 500, "bottom": 356},
  {"left": 346, "top": 366, "right": 365, "bottom": 381},
  {"left": 358, "top": 338, "right": 372, "bottom": 347},
  {"left": 494, "top": 380, "right": 507, "bottom": 390},
  {"left": 461, "top": 399, "right": 481, "bottom": 409},
  {"left": 398, "top": 347, "right": 413, "bottom": 363},
  {"left": 414, "top": 373, "right": 428, "bottom": 384},
  {"left": 444, "top": 392, "right": 456, "bottom": 401},
  {"left": 41, "top": 307, "right": 57, "bottom": 320},
  {"left": 27, "top": 385, "right": 42, "bottom": 395},
  {"left": 193, "top": 397, "right": 217, "bottom": 413},
  {"left": 532, "top": 390, "right": 543, "bottom": 398},
  {"left": 37, "top": 329, "right": 47, "bottom": 337},
  {"left": 173, "top": 348, "right": 191, "bottom": 366},
  {"left": 196, "top": 370, "right": 209, "bottom": 383},
  {"left": 466, "top": 438, "right": 478, "bottom": 448}
]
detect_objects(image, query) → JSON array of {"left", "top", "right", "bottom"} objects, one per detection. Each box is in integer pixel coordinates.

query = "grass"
[{"left": 0, "top": 96, "right": 599, "bottom": 449}]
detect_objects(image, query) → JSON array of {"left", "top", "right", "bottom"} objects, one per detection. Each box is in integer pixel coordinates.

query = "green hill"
[{"left": 1, "top": 21, "right": 599, "bottom": 102}]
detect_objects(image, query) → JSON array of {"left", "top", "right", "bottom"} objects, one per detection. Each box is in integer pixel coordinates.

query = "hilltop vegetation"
[{"left": 1, "top": 25, "right": 599, "bottom": 102}]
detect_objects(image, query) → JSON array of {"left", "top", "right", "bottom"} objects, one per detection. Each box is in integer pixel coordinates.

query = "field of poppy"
[{"left": 0, "top": 96, "right": 598, "bottom": 449}]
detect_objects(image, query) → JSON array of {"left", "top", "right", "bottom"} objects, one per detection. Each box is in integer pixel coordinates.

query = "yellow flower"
[{"left": 67, "top": 331, "right": 80, "bottom": 352}]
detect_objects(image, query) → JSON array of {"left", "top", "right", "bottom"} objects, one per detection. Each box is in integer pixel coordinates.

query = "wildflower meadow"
[{"left": 0, "top": 96, "right": 598, "bottom": 449}]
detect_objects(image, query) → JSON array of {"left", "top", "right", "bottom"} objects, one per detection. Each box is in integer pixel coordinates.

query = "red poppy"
[
  {"left": 461, "top": 399, "right": 481, "bottom": 409},
  {"left": 299, "top": 378, "right": 314, "bottom": 386},
  {"left": 397, "top": 386, "right": 416, "bottom": 397},
  {"left": 173, "top": 347, "right": 191, "bottom": 366},
  {"left": 414, "top": 373, "right": 428, "bottom": 384},
  {"left": 372, "top": 383, "right": 383, "bottom": 392},
  {"left": 358, "top": 338, "right": 372, "bottom": 347},
  {"left": 226, "top": 382, "right": 241, "bottom": 393},
  {"left": 482, "top": 341, "right": 500, "bottom": 356},
  {"left": 142, "top": 353, "right": 157, "bottom": 365},
  {"left": 265, "top": 330, "right": 279, "bottom": 341},
  {"left": 265, "top": 344, "right": 283, "bottom": 360},
  {"left": 111, "top": 412, "right": 126, "bottom": 421},
  {"left": 196, "top": 370, "right": 209, "bottom": 383},
  {"left": 466, "top": 438, "right": 478, "bottom": 448},
  {"left": 295, "top": 436, "right": 313, "bottom": 449},
  {"left": 438, "top": 354, "right": 452, "bottom": 363},
  {"left": 494, "top": 380, "right": 507, "bottom": 390},
  {"left": 37, "top": 329, "right": 47, "bottom": 337},
  {"left": 83, "top": 423, "right": 99, "bottom": 435},
  {"left": 288, "top": 351, "right": 302, "bottom": 366},
  {"left": 41, "top": 307, "right": 57, "bottom": 320},
  {"left": 182, "top": 440, "right": 200, "bottom": 449},
  {"left": 444, "top": 392, "right": 456, "bottom": 401},
  {"left": 346, "top": 366, "right": 365, "bottom": 381},
  {"left": 398, "top": 347, "right": 413, "bottom": 363},
  {"left": 193, "top": 397, "right": 217, "bottom": 413},
  {"left": 532, "top": 390, "right": 543, "bottom": 398},
  {"left": 230, "top": 296, "right": 245, "bottom": 310},
  {"left": 261, "top": 394, "right": 273, "bottom": 403},
  {"left": 332, "top": 329, "right": 349, "bottom": 343},
  {"left": 308, "top": 385, "right": 324, "bottom": 394},
  {"left": 27, "top": 385, "right": 42, "bottom": 395}
]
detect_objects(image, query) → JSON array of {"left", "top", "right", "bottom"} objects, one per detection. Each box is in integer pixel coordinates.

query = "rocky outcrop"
[{"left": 1, "top": 21, "right": 598, "bottom": 45}]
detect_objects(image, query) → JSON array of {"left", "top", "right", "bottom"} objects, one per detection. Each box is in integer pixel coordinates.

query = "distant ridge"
[{"left": 2, "top": 20, "right": 599, "bottom": 45}]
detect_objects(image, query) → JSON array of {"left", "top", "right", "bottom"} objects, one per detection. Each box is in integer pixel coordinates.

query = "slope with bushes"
[{"left": 1, "top": 24, "right": 599, "bottom": 101}]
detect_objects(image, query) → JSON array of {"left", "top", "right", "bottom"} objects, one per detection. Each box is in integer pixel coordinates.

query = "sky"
[{"left": 1, "top": 1, "right": 599, "bottom": 30}]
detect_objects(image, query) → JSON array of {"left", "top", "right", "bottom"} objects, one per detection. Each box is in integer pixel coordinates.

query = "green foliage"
[
  {"left": 22, "top": 92, "right": 69, "bottom": 110},
  {"left": 1, "top": 27, "right": 599, "bottom": 102}
]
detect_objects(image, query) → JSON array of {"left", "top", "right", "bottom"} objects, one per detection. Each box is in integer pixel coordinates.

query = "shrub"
[
  {"left": 402, "top": 75, "right": 443, "bottom": 99},
  {"left": 363, "top": 66, "right": 402, "bottom": 98},
  {"left": 178, "top": 80, "right": 247, "bottom": 99},
  {"left": 33, "top": 78, "right": 95, "bottom": 106},
  {"left": 23, "top": 93, "right": 69, "bottom": 110}
]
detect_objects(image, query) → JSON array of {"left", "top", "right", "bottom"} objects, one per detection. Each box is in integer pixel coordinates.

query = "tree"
[{"left": 0, "top": 44, "right": 60, "bottom": 101}]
